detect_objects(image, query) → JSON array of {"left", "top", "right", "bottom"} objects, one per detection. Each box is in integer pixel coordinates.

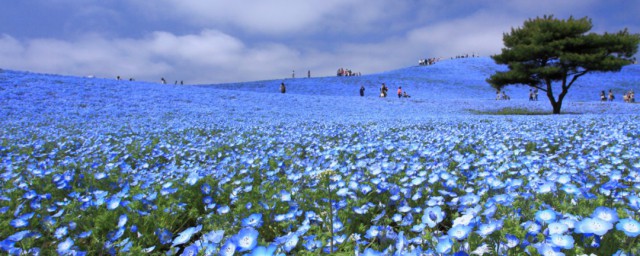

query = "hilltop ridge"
[{"left": 203, "top": 57, "right": 640, "bottom": 101}]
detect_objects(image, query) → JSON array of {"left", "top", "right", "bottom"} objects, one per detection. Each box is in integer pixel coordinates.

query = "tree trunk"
[{"left": 552, "top": 102, "right": 562, "bottom": 114}]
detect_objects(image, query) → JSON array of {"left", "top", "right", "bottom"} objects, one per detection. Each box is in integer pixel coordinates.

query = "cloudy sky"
[{"left": 1, "top": 0, "right": 639, "bottom": 84}]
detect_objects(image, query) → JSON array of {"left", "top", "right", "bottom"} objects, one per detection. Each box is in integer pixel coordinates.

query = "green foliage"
[{"left": 488, "top": 15, "right": 640, "bottom": 114}]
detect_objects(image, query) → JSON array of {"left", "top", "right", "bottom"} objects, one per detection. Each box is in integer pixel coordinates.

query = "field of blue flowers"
[{"left": 1, "top": 58, "right": 640, "bottom": 255}]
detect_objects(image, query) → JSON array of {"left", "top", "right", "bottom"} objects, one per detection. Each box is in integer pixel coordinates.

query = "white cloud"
[
  {"left": 136, "top": 0, "right": 407, "bottom": 36},
  {"left": 0, "top": 30, "right": 307, "bottom": 83}
]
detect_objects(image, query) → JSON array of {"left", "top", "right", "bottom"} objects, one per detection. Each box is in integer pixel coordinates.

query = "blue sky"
[{"left": 1, "top": 0, "right": 639, "bottom": 84}]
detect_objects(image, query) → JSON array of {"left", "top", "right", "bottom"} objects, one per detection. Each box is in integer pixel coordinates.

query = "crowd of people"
[
  {"left": 453, "top": 53, "right": 479, "bottom": 59},
  {"left": 418, "top": 58, "right": 440, "bottom": 66},
  {"left": 496, "top": 90, "right": 510, "bottom": 100},
  {"left": 375, "top": 83, "right": 410, "bottom": 98},
  {"left": 337, "top": 68, "right": 361, "bottom": 77}
]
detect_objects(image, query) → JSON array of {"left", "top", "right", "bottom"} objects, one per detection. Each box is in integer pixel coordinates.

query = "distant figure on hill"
[
  {"left": 496, "top": 90, "right": 501, "bottom": 100},
  {"left": 529, "top": 89, "right": 534, "bottom": 101},
  {"left": 180, "top": 81, "right": 184, "bottom": 85},
  {"left": 292, "top": 70, "right": 295, "bottom": 79},
  {"left": 117, "top": 76, "right": 121, "bottom": 80},
  {"left": 161, "top": 77, "right": 166, "bottom": 84},
  {"left": 397, "top": 87, "right": 403, "bottom": 98},
  {"left": 608, "top": 89, "right": 615, "bottom": 101},
  {"left": 533, "top": 88, "right": 538, "bottom": 101},
  {"left": 600, "top": 90, "right": 606, "bottom": 101},
  {"left": 359, "top": 85, "right": 365, "bottom": 97},
  {"left": 380, "top": 83, "right": 388, "bottom": 97},
  {"left": 307, "top": 70, "right": 311, "bottom": 78},
  {"left": 129, "top": 78, "right": 134, "bottom": 81},
  {"left": 402, "top": 91, "right": 410, "bottom": 98},
  {"left": 280, "top": 82, "right": 286, "bottom": 94}
]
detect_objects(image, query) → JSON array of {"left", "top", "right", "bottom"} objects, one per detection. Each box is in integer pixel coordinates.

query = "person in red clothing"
[{"left": 397, "top": 87, "right": 402, "bottom": 98}]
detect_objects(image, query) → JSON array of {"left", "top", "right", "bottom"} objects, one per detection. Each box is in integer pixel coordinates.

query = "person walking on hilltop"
[
  {"left": 359, "top": 85, "right": 365, "bottom": 97},
  {"left": 397, "top": 87, "right": 403, "bottom": 98},
  {"left": 280, "top": 82, "right": 286, "bottom": 94}
]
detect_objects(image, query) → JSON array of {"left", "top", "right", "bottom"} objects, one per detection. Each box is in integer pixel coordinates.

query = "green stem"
[{"left": 328, "top": 179, "right": 334, "bottom": 254}]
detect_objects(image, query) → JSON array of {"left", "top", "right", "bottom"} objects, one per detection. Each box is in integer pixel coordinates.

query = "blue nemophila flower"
[
  {"left": 235, "top": 227, "right": 259, "bottom": 252},
  {"left": 156, "top": 228, "right": 173, "bottom": 245},
  {"left": 504, "top": 234, "right": 519, "bottom": 248},
  {"left": 458, "top": 194, "right": 480, "bottom": 207},
  {"left": 106, "top": 196, "right": 121, "bottom": 210},
  {"left": 591, "top": 206, "right": 619, "bottom": 224},
  {"left": 616, "top": 218, "right": 640, "bottom": 237},
  {"left": 108, "top": 227, "right": 125, "bottom": 242},
  {"left": 57, "top": 237, "right": 74, "bottom": 255},
  {"left": 363, "top": 248, "right": 384, "bottom": 256},
  {"left": 536, "top": 181, "right": 557, "bottom": 194},
  {"left": 54, "top": 226, "right": 68, "bottom": 239},
  {"left": 23, "top": 190, "right": 37, "bottom": 200},
  {"left": 400, "top": 212, "right": 414, "bottom": 226},
  {"left": 452, "top": 214, "right": 476, "bottom": 227},
  {"left": 78, "top": 231, "right": 92, "bottom": 238},
  {"left": 547, "top": 222, "right": 569, "bottom": 235},
  {"left": 10, "top": 218, "right": 29, "bottom": 229},
  {"left": 283, "top": 233, "right": 299, "bottom": 252},
  {"left": 219, "top": 238, "right": 237, "bottom": 256},
  {"left": 522, "top": 221, "right": 541, "bottom": 235},
  {"left": 392, "top": 213, "right": 402, "bottom": 223},
  {"left": 172, "top": 225, "right": 202, "bottom": 247},
  {"left": 117, "top": 214, "right": 128, "bottom": 228},
  {"left": 448, "top": 224, "right": 472, "bottom": 241},
  {"left": 535, "top": 209, "right": 557, "bottom": 224},
  {"left": 436, "top": 235, "right": 453, "bottom": 254},
  {"left": 422, "top": 206, "right": 445, "bottom": 228},
  {"left": 533, "top": 242, "right": 564, "bottom": 256},
  {"left": 6, "top": 230, "right": 33, "bottom": 242},
  {"left": 248, "top": 244, "right": 277, "bottom": 256},
  {"left": 94, "top": 172, "right": 107, "bottom": 180},
  {"left": 217, "top": 205, "right": 230, "bottom": 214},
  {"left": 280, "top": 190, "right": 291, "bottom": 202},
  {"left": 185, "top": 172, "right": 199, "bottom": 186},
  {"left": 303, "top": 235, "right": 321, "bottom": 251},
  {"left": 628, "top": 195, "right": 640, "bottom": 211},
  {"left": 477, "top": 219, "right": 501, "bottom": 238},
  {"left": 575, "top": 217, "right": 613, "bottom": 236},
  {"left": 202, "top": 230, "right": 224, "bottom": 244},
  {"left": 365, "top": 225, "right": 380, "bottom": 240},
  {"left": 181, "top": 244, "right": 199, "bottom": 256},
  {"left": 548, "top": 234, "right": 574, "bottom": 249},
  {"left": 201, "top": 183, "right": 211, "bottom": 194},
  {"left": 242, "top": 213, "right": 263, "bottom": 228}
]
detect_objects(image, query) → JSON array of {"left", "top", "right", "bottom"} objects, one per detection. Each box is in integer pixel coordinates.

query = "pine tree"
[{"left": 488, "top": 15, "right": 640, "bottom": 114}]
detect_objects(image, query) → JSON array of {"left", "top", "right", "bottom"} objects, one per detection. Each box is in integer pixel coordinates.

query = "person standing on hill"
[
  {"left": 608, "top": 89, "right": 615, "bottom": 101},
  {"left": 280, "top": 82, "right": 286, "bottom": 94},
  {"left": 397, "top": 87, "right": 403, "bottom": 98},
  {"left": 380, "top": 83, "right": 388, "bottom": 97},
  {"left": 359, "top": 85, "right": 365, "bottom": 96}
]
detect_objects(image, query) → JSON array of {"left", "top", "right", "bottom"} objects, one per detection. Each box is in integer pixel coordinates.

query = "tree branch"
[{"left": 565, "top": 70, "right": 589, "bottom": 91}]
